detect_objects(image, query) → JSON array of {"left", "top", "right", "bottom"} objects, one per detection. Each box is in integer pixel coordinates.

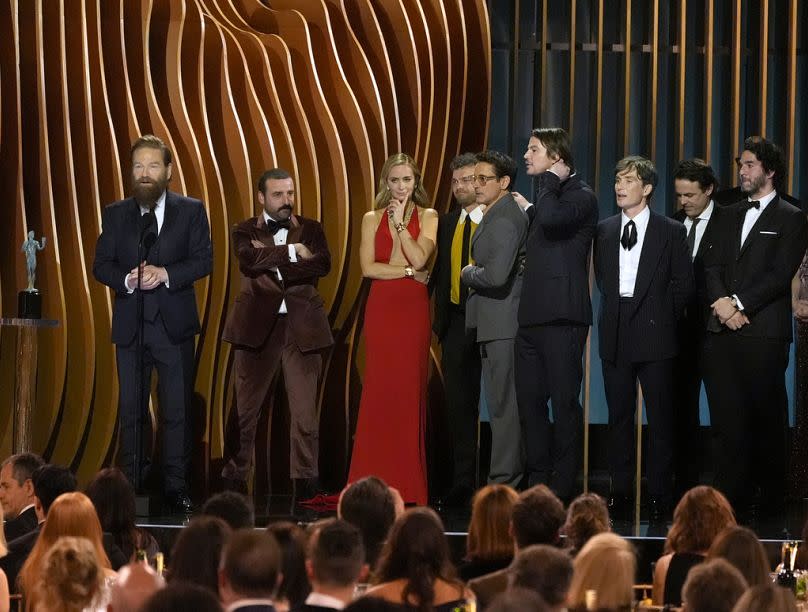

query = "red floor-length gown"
[{"left": 348, "top": 208, "right": 430, "bottom": 505}]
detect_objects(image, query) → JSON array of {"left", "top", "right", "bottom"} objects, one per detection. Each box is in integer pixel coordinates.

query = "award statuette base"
[{"left": 18, "top": 290, "right": 42, "bottom": 319}]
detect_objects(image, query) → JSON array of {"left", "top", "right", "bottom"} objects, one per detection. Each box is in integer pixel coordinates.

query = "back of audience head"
[
  {"left": 142, "top": 582, "right": 223, "bottom": 612},
  {"left": 307, "top": 518, "right": 367, "bottom": 591},
  {"left": 266, "top": 520, "right": 311, "bottom": 609},
  {"left": 488, "top": 587, "right": 551, "bottom": 612},
  {"left": 108, "top": 560, "right": 166, "bottom": 612},
  {"left": 682, "top": 558, "right": 747, "bottom": 612},
  {"left": 218, "top": 529, "right": 281, "bottom": 606},
  {"left": 338, "top": 477, "right": 397, "bottom": 569},
  {"left": 708, "top": 526, "right": 771, "bottom": 588},
  {"left": 200, "top": 490, "right": 254, "bottom": 529},
  {"left": 344, "top": 597, "right": 405, "bottom": 612},
  {"left": 509, "top": 544, "right": 573, "bottom": 610},
  {"left": 85, "top": 467, "right": 139, "bottom": 559},
  {"left": 374, "top": 507, "right": 458, "bottom": 609},
  {"left": 568, "top": 533, "right": 635, "bottom": 610},
  {"left": 563, "top": 493, "right": 610, "bottom": 556},
  {"left": 32, "top": 463, "right": 78, "bottom": 518},
  {"left": 0, "top": 452, "right": 44, "bottom": 519},
  {"left": 511, "top": 484, "right": 565, "bottom": 549},
  {"left": 666, "top": 485, "right": 736, "bottom": 554},
  {"left": 465, "top": 484, "right": 518, "bottom": 562},
  {"left": 168, "top": 515, "right": 231, "bottom": 597},
  {"left": 731, "top": 583, "right": 797, "bottom": 612},
  {"left": 33, "top": 536, "right": 103, "bottom": 612}
]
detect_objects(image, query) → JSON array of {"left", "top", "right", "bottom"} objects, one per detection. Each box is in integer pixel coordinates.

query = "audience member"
[
  {"left": 108, "top": 560, "right": 166, "bottom": 612},
  {"left": 562, "top": 493, "right": 610, "bottom": 557},
  {"left": 508, "top": 544, "right": 573, "bottom": 611},
  {"left": 468, "top": 484, "right": 565, "bottom": 608},
  {"left": 343, "top": 598, "right": 400, "bottom": 612},
  {"left": 731, "top": 583, "right": 797, "bottom": 612},
  {"left": 0, "top": 453, "right": 44, "bottom": 541},
  {"left": 267, "top": 521, "right": 312, "bottom": 611},
  {"left": 32, "top": 536, "right": 105, "bottom": 611},
  {"left": 0, "top": 463, "right": 78, "bottom": 591},
  {"left": 200, "top": 490, "right": 255, "bottom": 529},
  {"left": 86, "top": 467, "right": 160, "bottom": 562},
  {"left": 708, "top": 526, "right": 771, "bottom": 588},
  {"left": 367, "top": 508, "right": 472, "bottom": 611},
  {"left": 168, "top": 515, "right": 231, "bottom": 597},
  {"left": 338, "top": 477, "right": 400, "bottom": 571},
  {"left": 681, "top": 558, "right": 747, "bottom": 612},
  {"left": 458, "top": 484, "right": 518, "bottom": 581},
  {"left": 142, "top": 583, "right": 223, "bottom": 612},
  {"left": 653, "top": 486, "right": 736, "bottom": 605},
  {"left": 218, "top": 529, "right": 281, "bottom": 611},
  {"left": 18, "top": 491, "right": 114, "bottom": 609},
  {"left": 298, "top": 519, "right": 366, "bottom": 611},
  {"left": 487, "top": 587, "right": 550, "bottom": 612},
  {"left": 0, "top": 505, "right": 8, "bottom": 612},
  {"left": 567, "top": 533, "right": 635, "bottom": 610}
]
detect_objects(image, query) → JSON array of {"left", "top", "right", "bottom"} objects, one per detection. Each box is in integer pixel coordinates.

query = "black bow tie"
[
  {"left": 743, "top": 200, "right": 760, "bottom": 211},
  {"left": 266, "top": 218, "right": 291, "bottom": 235}
]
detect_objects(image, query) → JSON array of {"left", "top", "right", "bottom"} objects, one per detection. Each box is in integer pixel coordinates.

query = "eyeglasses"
[
  {"left": 473, "top": 174, "right": 499, "bottom": 186},
  {"left": 451, "top": 176, "right": 475, "bottom": 186}
]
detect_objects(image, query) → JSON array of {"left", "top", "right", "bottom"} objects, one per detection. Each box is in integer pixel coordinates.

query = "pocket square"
[{"left": 759, "top": 230, "right": 779, "bottom": 235}]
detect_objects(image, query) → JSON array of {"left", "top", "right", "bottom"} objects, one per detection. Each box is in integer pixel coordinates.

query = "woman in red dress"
[{"left": 348, "top": 153, "right": 438, "bottom": 505}]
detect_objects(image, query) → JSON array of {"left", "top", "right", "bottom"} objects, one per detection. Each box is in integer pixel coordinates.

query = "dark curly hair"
[{"left": 741, "top": 136, "right": 787, "bottom": 193}]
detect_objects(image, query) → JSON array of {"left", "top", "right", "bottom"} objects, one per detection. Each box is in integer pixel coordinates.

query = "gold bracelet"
[{"left": 395, "top": 222, "right": 407, "bottom": 233}]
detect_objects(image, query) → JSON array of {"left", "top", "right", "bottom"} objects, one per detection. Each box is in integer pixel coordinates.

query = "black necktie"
[
  {"left": 687, "top": 217, "right": 701, "bottom": 256},
  {"left": 621, "top": 220, "right": 637, "bottom": 250},
  {"left": 267, "top": 218, "right": 290, "bottom": 235},
  {"left": 743, "top": 200, "right": 760, "bottom": 212},
  {"left": 460, "top": 216, "right": 472, "bottom": 307}
]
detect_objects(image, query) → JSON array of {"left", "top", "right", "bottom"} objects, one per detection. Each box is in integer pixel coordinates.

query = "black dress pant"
[
  {"left": 116, "top": 314, "right": 195, "bottom": 493},
  {"left": 702, "top": 332, "right": 790, "bottom": 509},
  {"left": 440, "top": 306, "right": 481, "bottom": 490},
  {"left": 672, "top": 322, "right": 704, "bottom": 498},
  {"left": 516, "top": 323, "right": 588, "bottom": 499}
]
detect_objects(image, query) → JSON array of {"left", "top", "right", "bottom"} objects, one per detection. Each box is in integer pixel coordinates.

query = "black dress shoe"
[
  {"left": 291, "top": 477, "right": 321, "bottom": 507},
  {"left": 166, "top": 491, "right": 195, "bottom": 514},
  {"left": 221, "top": 477, "right": 249, "bottom": 495},
  {"left": 437, "top": 485, "right": 474, "bottom": 509}
]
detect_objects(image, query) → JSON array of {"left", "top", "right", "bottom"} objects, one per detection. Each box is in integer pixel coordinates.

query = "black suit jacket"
[
  {"left": 93, "top": 191, "right": 213, "bottom": 345},
  {"left": 2, "top": 506, "right": 38, "bottom": 542},
  {"left": 594, "top": 209, "right": 694, "bottom": 363},
  {"left": 430, "top": 207, "right": 463, "bottom": 340},
  {"left": 518, "top": 172, "right": 598, "bottom": 327},
  {"left": 704, "top": 196, "right": 808, "bottom": 340}
]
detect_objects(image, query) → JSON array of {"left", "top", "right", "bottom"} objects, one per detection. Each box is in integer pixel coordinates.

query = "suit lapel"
[
  {"left": 286, "top": 215, "right": 304, "bottom": 244},
  {"left": 602, "top": 215, "right": 621, "bottom": 298},
  {"left": 738, "top": 197, "right": 779, "bottom": 259},
  {"left": 630, "top": 211, "right": 665, "bottom": 310}
]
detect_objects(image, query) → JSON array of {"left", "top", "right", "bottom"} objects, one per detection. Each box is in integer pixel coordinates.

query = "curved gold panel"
[{"left": 0, "top": 0, "right": 491, "bottom": 494}]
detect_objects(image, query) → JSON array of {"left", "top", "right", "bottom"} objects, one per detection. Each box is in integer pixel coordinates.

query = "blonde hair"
[
  {"left": 374, "top": 153, "right": 430, "bottom": 209},
  {"left": 466, "top": 484, "right": 518, "bottom": 561},
  {"left": 568, "top": 533, "right": 636, "bottom": 609},
  {"left": 19, "top": 492, "right": 111, "bottom": 609},
  {"left": 33, "top": 536, "right": 104, "bottom": 612}
]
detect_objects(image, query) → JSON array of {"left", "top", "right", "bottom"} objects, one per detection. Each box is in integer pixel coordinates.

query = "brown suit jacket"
[
  {"left": 222, "top": 214, "right": 333, "bottom": 352},
  {"left": 468, "top": 567, "right": 509, "bottom": 610}
]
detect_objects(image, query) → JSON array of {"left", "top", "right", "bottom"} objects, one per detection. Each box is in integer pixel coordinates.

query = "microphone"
[{"left": 139, "top": 211, "right": 157, "bottom": 258}]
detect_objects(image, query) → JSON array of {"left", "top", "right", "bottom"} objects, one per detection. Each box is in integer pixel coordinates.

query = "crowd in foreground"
[{"left": 0, "top": 452, "right": 805, "bottom": 612}]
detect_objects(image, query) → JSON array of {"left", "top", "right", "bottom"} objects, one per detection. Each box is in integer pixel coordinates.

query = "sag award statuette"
[{"left": 19, "top": 231, "right": 46, "bottom": 319}]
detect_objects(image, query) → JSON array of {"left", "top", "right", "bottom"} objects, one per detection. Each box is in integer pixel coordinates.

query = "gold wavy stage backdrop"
[{"left": 0, "top": 0, "right": 491, "bottom": 495}]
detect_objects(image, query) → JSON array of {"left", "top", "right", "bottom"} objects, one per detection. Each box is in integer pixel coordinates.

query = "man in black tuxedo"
[
  {"left": 670, "top": 159, "right": 724, "bottom": 498},
  {"left": 0, "top": 452, "right": 43, "bottom": 541},
  {"left": 702, "top": 137, "right": 808, "bottom": 515},
  {"left": 513, "top": 128, "right": 598, "bottom": 501},
  {"left": 430, "top": 153, "right": 484, "bottom": 506},
  {"left": 93, "top": 135, "right": 213, "bottom": 511},
  {"left": 594, "top": 156, "right": 694, "bottom": 520}
]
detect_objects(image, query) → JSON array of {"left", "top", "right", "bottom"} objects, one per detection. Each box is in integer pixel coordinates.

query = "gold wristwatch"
[{"left": 404, "top": 265, "right": 414, "bottom": 278}]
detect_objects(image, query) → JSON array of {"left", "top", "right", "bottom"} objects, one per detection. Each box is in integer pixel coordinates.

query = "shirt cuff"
[
  {"left": 124, "top": 273, "right": 135, "bottom": 294},
  {"left": 732, "top": 294, "right": 744, "bottom": 311},
  {"left": 288, "top": 244, "right": 298, "bottom": 262},
  {"left": 164, "top": 269, "right": 170, "bottom": 288}
]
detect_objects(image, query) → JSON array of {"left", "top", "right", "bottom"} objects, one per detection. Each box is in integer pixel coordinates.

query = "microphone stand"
[{"left": 134, "top": 211, "right": 156, "bottom": 509}]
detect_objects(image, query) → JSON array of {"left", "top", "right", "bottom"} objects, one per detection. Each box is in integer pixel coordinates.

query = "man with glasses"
[
  {"left": 430, "top": 153, "right": 485, "bottom": 507},
  {"left": 461, "top": 151, "right": 528, "bottom": 488}
]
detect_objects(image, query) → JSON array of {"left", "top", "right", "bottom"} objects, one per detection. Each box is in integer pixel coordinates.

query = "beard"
[
  {"left": 132, "top": 175, "right": 169, "bottom": 208},
  {"left": 740, "top": 173, "right": 766, "bottom": 195}
]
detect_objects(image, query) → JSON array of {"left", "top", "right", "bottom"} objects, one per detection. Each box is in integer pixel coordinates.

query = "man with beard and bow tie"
[
  {"left": 221, "top": 168, "right": 333, "bottom": 507},
  {"left": 93, "top": 135, "right": 212, "bottom": 512}
]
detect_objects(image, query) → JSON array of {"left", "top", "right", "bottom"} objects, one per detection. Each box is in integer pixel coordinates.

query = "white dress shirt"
[
  {"left": 458, "top": 204, "right": 485, "bottom": 225},
  {"left": 683, "top": 200, "right": 715, "bottom": 259},
  {"left": 264, "top": 211, "right": 298, "bottom": 314},
  {"left": 304, "top": 592, "right": 347, "bottom": 610},
  {"left": 740, "top": 189, "right": 777, "bottom": 245},
  {"left": 619, "top": 205, "right": 650, "bottom": 297},
  {"left": 125, "top": 191, "right": 167, "bottom": 292}
]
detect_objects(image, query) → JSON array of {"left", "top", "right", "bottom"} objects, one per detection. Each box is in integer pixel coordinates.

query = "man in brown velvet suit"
[{"left": 221, "top": 168, "right": 333, "bottom": 505}]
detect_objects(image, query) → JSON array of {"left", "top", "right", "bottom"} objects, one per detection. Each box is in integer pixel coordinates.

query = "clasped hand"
[
  {"left": 129, "top": 262, "right": 167, "bottom": 290},
  {"left": 711, "top": 296, "right": 749, "bottom": 330}
]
